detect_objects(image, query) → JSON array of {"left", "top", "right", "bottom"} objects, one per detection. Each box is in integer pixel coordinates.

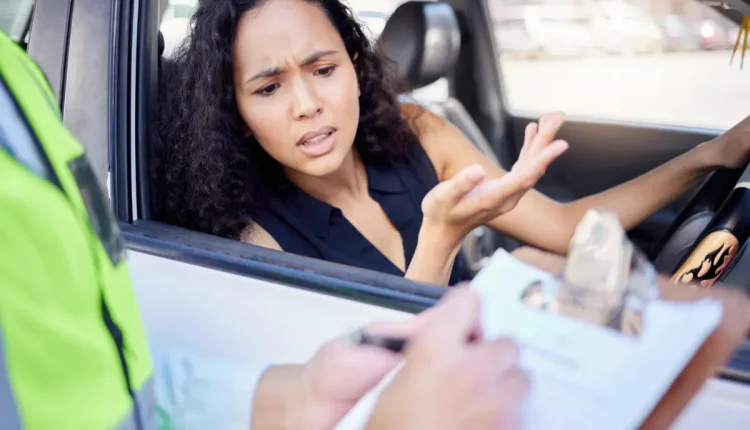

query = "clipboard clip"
[{"left": 519, "top": 209, "right": 659, "bottom": 336}]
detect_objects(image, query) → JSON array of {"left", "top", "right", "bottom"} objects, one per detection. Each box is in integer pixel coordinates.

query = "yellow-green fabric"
[{"left": 0, "top": 31, "right": 153, "bottom": 429}]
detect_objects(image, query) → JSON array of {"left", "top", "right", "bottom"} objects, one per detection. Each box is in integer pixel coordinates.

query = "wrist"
[
  {"left": 418, "top": 220, "right": 463, "bottom": 257},
  {"left": 251, "top": 364, "right": 308, "bottom": 430},
  {"left": 693, "top": 138, "right": 726, "bottom": 171}
]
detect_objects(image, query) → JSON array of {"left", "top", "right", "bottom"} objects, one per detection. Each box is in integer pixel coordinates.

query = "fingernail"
[{"left": 466, "top": 165, "right": 485, "bottom": 181}]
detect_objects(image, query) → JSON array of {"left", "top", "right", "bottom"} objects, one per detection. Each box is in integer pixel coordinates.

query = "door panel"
[
  {"left": 129, "top": 250, "right": 412, "bottom": 364},
  {"left": 126, "top": 247, "right": 750, "bottom": 430},
  {"left": 507, "top": 115, "right": 721, "bottom": 254},
  {"left": 510, "top": 116, "right": 719, "bottom": 199}
]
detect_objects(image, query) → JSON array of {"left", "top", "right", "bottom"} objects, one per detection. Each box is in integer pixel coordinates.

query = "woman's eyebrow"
[
  {"left": 300, "top": 49, "right": 338, "bottom": 66},
  {"left": 245, "top": 49, "right": 339, "bottom": 84}
]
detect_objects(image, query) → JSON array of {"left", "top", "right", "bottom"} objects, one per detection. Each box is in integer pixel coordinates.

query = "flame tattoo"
[{"left": 672, "top": 231, "right": 739, "bottom": 288}]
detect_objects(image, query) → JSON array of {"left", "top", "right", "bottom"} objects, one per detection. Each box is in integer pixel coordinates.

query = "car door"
[{"left": 20, "top": 0, "right": 750, "bottom": 427}]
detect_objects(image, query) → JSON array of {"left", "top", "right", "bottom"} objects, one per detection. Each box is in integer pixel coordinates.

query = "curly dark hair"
[{"left": 152, "top": 0, "right": 422, "bottom": 240}]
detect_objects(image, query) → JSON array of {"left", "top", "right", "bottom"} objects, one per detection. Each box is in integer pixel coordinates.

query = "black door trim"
[{"left": 122, "top": 220, "right": 444, "bottom": 313}]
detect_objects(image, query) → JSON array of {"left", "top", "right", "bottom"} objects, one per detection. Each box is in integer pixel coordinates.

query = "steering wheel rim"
[{"left": 652, "top": 162, "right": 750, "bottom": 286}]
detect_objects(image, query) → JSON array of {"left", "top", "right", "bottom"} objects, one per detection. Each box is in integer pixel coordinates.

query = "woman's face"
[{"left": 232, "top": 0, "right": 361, "bottom": 177}]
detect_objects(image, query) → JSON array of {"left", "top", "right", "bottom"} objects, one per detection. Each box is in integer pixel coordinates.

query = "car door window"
[
  {"left": 488, "top": 0, "right": 745, "bottom": 130},
  {"left": 0, "top": 0, "right": 35, "bottom": 43},
  {"left": 159, "top": 0, "right": 198, "bottom": 59}
]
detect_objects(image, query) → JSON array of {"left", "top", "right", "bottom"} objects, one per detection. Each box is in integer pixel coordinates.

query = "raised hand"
[{"left": 422, "top": 112, "right": 569, "bottom": 246}]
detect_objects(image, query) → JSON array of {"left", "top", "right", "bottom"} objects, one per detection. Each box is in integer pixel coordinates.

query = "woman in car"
[{"left": 154, "top": 0, "right": 750, "bottom": 286}]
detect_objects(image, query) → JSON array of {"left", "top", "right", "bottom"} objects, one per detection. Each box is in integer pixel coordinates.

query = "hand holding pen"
[{"left": 356, "top": 288, "right": 529, "bottom": 430}]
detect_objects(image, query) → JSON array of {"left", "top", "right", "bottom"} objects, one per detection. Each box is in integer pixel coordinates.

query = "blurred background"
[
  {"left": 328, "top": 0, "right": 747, "bottom": 132},
  {"left": 489, "top": 0, "right": 740, "bottom": 60},
  {"left": 2, "top": 0, "right": 745, "bottom": 131}
]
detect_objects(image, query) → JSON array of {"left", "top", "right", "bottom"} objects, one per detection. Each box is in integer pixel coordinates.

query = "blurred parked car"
[
  {"left": 589, "top": 14, "right": 664, "bottom": 56},
  {"left": 658, "top": 14, "right": 701, "bottom": 52},
  {"left": 698, "top": 19, "right": 731, "bottom": 50},
  {"left": 494, "top": 18, "right": 541, "bottom": 59},
  {"left": 527, "top": 17, "right": 595, "bottom": 59}
]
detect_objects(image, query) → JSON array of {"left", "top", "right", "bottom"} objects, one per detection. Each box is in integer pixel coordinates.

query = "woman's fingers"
[
  {"left": 524, "top": 112, "right": 567, "bottom": 157},
  {"left": 456, "top": 139, "right": 568, "bottom": 219},
  {"left": 424, "top": 164, "right": 487, "bottom": 210},
  {"left": 454, "top": 173, "right": 528, "bottom": 218},
  {"left": 510, "top": 137, "right": 568, "bottom": 183},
  {"left": 519, "top": 122, "right": 538, "bottom": 159},
  {"left": 423, "top": 118, "right": 567, "bottom": 229},
  {"left": 517, "top": 139, "right": 569, "bottom": 176}
]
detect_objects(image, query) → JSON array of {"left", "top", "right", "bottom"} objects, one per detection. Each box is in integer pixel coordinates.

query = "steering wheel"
[{"left": 651, "top": 161, "right": 750, "bottom": 287}]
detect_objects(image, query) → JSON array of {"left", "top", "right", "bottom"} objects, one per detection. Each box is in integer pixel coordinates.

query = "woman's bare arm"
[
  {"left": 406, "top": 104, "right": 716, "bottom": 255},
  {"left": 403, "top": 223, "right": 462, "bottom": 286},
  {"left": 241, "top": 221, "right": 456, "bottom": 285}
]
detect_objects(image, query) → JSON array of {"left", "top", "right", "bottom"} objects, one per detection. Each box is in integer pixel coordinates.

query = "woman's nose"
[{"left": 290, "top": 79, "right": 322, "bottom": 120}]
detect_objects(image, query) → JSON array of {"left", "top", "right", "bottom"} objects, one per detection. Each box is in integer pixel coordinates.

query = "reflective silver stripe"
[
  {"left": 115, "top": 377, "right": 157, "bottom": 430},
  {"left": 0, "top": 324, "right": 23, "bottom": 429},
  {"left": 0, "top": 79, "right": 49, "bottom": 180}
]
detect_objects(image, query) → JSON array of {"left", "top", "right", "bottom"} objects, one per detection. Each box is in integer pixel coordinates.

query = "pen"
[{"left": 349, "top": 329, "right": 407, "bottom": 353}]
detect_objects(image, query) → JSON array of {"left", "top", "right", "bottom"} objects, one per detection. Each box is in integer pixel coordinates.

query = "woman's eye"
[
  {"left": 315, "top": 66, "right": 336, "bottom": 77},
  {"left": 255, "top": 83, "right": 279, "bottom": 97}
]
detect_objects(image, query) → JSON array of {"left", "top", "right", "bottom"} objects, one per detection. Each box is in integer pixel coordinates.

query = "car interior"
[{"left": 138, "top": 0, "right": 750, "bottom": 292}]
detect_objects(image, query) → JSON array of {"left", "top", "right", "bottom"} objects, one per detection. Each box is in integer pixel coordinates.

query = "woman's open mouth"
[{"left": 297, "top": 129, "right": 336, "bottom": 157}]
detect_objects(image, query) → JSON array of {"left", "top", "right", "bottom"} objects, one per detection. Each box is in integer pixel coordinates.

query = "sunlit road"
[{"left": 500, "top": 51, "right": 750, "bottom": 131}]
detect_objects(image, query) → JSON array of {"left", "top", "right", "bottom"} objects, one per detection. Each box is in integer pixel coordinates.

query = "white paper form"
[{"left": 334, "top": 250, "right": 722, "bottom": 430}]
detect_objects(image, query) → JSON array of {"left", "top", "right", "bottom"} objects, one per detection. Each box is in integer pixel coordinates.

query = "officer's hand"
[
  {"left": 295, "top": 316, "right": 426, "bottom": 430},
  {"left": 366, "top": 288, "right": 530, "bottom": 430}
]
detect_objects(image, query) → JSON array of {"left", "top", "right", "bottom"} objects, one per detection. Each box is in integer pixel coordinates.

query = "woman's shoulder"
[
  {"left": 399, "top": 102, "right": 454, "bottom": 181},
  {"left": 399, "top": 102, "right": 447, "bottom": 135},
  {"left": 240, "top": 223, "right": 283, "bottom": 251}
]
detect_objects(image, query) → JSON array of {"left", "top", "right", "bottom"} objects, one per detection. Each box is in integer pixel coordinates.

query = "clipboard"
[{"left": 512, "top": 246, "right": 750, "bottom": 429}]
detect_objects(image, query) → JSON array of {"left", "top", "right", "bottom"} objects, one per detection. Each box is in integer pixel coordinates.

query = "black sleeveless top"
[{"left": 254, "top": 145, "right": 471, "bottom": 286}]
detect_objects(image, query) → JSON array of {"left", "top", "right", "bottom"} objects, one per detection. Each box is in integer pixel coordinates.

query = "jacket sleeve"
[{"left": 150, "top": 344, "right": 270, "bottom": 430}]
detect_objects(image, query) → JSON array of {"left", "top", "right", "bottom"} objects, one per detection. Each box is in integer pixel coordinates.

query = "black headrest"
[
  {"left": 378, "top": 1, "right": 461, "bottom": 89},
  {"left": 158, "top": 31, "right": 165, "bottom": 57}
]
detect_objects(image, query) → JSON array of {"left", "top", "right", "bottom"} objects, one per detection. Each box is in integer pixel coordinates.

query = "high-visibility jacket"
[{"left": 0, "top": 30, "right": 155, "bottom": 429}]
